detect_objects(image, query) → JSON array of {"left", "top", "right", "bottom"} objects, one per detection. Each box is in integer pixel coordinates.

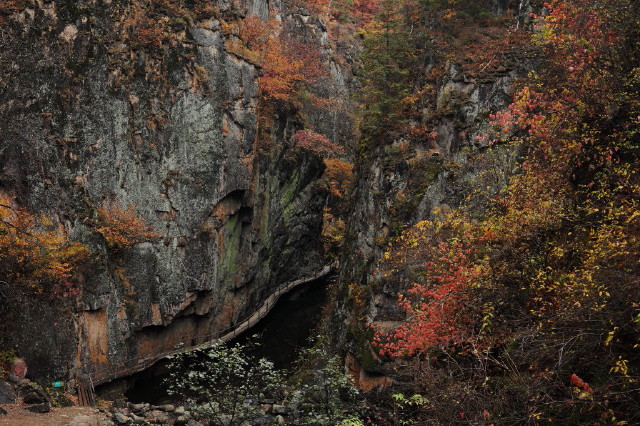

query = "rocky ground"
[
  {"left": 105, "top": 401, "right": 290, "bottom": 425},
  {"left": 0, "top": 404, "right": 112, "bottom": 426}
]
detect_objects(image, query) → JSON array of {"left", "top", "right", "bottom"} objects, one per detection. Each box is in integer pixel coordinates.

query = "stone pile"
[
  {"left": 107, "top": 400, "right": 293, "bottom": 425},
  {"left": 0, "top": 358, "right": 57, "bottom": 414}
]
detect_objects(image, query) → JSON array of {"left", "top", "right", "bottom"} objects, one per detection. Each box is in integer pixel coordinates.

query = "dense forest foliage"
[{"left": 353, "top": 0, "right": 640, "bottom": 423}]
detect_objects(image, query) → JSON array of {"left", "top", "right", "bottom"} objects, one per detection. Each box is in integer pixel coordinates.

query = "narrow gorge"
[{"left": 1, "top": 0, "right": 639, "bottom": 424}]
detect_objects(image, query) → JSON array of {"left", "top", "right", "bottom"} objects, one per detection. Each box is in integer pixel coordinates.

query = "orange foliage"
[
  {"left": 0, "top": 193, "right": 90, "bottom": 296},
  {"left": 96, "top": 201, "right": 161, "bottom": 249},
  {"left": 294, "top": 129, "right": 344, "bottom": 156},
  {"left": 569, "top": 373, "right": 594, "bottom": 394},
  {"left": 240, "top": 16, "right": 326, "bottom": 102},
  {"left": 323, "top": 158, "right": 354, "bottom": 199}
]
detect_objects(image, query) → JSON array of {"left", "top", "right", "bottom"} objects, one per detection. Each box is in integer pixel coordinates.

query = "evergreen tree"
[{"left": 357, "top": 0, "right": 425, "bottom": 148}]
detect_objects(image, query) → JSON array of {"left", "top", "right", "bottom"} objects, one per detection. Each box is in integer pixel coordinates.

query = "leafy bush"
[
  {"left": 291, "top": 346, "right": 362, "bottom": 424},
  {"left": 166, "top": 341, "right": 284, "bottom": 425}
]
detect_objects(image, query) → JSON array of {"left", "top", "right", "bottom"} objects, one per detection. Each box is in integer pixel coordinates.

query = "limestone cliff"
[{"left": 0, "top": 0, "right": 354, "bottom": 384}]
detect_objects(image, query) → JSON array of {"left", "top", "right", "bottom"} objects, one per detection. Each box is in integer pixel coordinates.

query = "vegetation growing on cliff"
[
  {"left": 96, "top": 200, "right": 161, "bottom": 249},
  {"left": 0, "top": 192, "right": 90, "bottom": 297},
  {"left": 352, "top": 0, "right": 640, "bottom": 423}
]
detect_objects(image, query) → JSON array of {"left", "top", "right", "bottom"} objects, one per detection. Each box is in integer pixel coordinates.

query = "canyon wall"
[
  {"left": 330, "top": 1, "right": 537, "bottom": 368},
  {"left": 0, "top": 0, "right": 354, "bottom": 384}
]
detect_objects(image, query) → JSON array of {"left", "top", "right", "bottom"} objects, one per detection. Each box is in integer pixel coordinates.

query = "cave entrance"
[{"left": 117, "top": 276, "right": 330, "bottom": 404}]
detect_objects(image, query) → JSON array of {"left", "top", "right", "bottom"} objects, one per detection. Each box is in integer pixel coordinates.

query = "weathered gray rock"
[
  {"left": 0, "top": 0, "right": 352, "bottom": 387},
  {"left": 0, "top": 381, "right": 15, "bottom": 404},
  {"left": 113, "top": 411, "right": 131, "bottom": 424},
  {"left": 0, "top": 407, "right": 7, "bottom": 415},
  {"left": 131, "top": 403, "right": 147, "bottom": 412},
  {"left": 174, "top": 406, "right": 185, "bottom": 415},
  {"left": 147, "top": 410, "right": 169, "bottom": 423},
  {"left": 130, "top": 413, "right": 145, "bottom": 423},
  {"left": 271, "top": 404, "right": 287, "bottom": 415},
  {"left": 274, "top": 415, "right": 286, "bottom": 425}
]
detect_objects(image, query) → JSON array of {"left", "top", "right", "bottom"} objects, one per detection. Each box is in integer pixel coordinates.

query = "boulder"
[
  {"left": 0, "top": 381, "right": 16, "bottom": 404},
  {"left": 25, "top": 403, "right": 50, "bottom": 413},
  {"left": 148, "top": 410, "right": 169, "bottom": 423},
  {"left": 17, "top": 381, "right": 51, "bottom": 405},
  {"left": 113, "top": 399, "right": 128, "bottom": 409},
  {"left": 0, "top": 407, "right": 7, "bottom": 415},
  {"left": 271, "top": 404, "right": 287, "bottom": 415},
  {"left": 23, "top": 390, "right": 46, "bottom": 404},
  {"left": 130, "top": 413, "right": 145, "bottom": 422},
  {"left": 113, "top": 411, "right": 131, "bottom": 424},
  {"left": 274, "top": 415, "right": 286, "bottom": 425},
  {"left": 132, "top": 403, "right": 148, "bottom": 413}
]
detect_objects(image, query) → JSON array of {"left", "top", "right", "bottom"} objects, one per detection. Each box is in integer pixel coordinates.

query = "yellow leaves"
[
  {"left": 610, "top": 357, "right": 634, "bottom": 383},
  {"left": 604, "top": 327, "right": 619, "bottom": 346},
  {"left": 323, "top": 159, "right": 354, "bottom": 199},
  {"left": 0, "top": 192, "right": 90, "bottom": 294},
  {"left": 321, "top": 208, "right": 347, "bottom": 256},
  {"left": 442, "top": 8, "right": 457, "bottom": 20}
]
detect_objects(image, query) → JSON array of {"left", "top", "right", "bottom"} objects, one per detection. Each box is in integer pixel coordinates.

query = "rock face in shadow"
[
  {"left": 0, "top": 0, "right": 353, "bottom": 384},
  {"left": 331, "top": 36, "right": 534, "bottom": 367}
]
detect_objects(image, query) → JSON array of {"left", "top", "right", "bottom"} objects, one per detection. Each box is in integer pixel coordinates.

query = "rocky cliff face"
[
  {"left": 0, "top": 0, "right": 354, "bottom": 384},
  {"left": 331, "top": 9, "right": 535, "bottom": 366}
]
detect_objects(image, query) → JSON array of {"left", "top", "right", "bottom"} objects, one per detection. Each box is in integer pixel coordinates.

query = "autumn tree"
[
  {"left": 96, "top": 200, "right": 161, "bottom": 249},
  {"left": 239, "top": 16, "right": 326, "bottom": 103},
  {"left": 370, "top": 0, "right": 640, "bottom": 422},
  {"left": 0, "top": 192, "right": 90, "bottom": 296}
]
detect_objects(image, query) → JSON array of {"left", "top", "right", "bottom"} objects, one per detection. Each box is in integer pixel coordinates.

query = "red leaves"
[
  {"left": 133, "top": 18, "right": 165, "bottom": 49},
  {"left": 374, "top": 241, "right": 480, "bottom": 357},
  {"left": 294, "top": 130, "right": 344, "bottom": 156},
  {"left": 569, "top": 373, "right": 594, "bottom": 393}
]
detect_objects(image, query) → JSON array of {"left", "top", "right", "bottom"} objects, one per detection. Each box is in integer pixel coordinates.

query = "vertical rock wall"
[
  {"left": 333, "top": 51, "right": 531, "bottom": 366},
  {"left": 0, "top": 0, "right": 353, "bottom": 383}
]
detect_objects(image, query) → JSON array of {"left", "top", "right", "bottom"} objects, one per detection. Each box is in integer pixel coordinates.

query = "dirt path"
[{"left": 0, "top": 404, "right": 111, "bottom": 425}]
